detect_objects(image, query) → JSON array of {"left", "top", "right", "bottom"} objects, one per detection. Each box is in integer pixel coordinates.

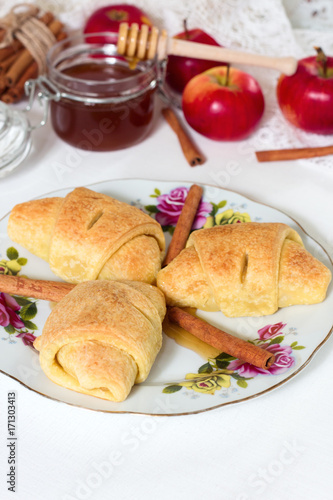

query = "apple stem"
[
  {"left": 183, "top": 19, "right": 189, "bottom": 40},
  {"left": 225, "top": 64, "right": 230, "bottom": 86},
  {"left": 314, "top": 46, "right": 327, "bottom": 77}
]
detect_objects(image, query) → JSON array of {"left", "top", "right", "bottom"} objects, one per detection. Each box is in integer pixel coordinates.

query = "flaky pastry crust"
[
  {"left": 34, "top": 280, "right": 166, "bottom": 402},
  {"left": 157, "top": 223, "right": 331, "bottom": 317},
  {"left": 8, "top": 187, "right": 165, "bottom": 284}
]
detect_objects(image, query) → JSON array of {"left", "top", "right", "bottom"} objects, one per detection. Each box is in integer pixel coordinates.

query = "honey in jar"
[{"left": 46, "top": 33, "right": 158, "bottom": 151}]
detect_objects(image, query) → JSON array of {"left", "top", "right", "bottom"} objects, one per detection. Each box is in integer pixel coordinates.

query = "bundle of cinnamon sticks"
[{"left": 0, "top": 11, "right": 67, "bottom": 104}]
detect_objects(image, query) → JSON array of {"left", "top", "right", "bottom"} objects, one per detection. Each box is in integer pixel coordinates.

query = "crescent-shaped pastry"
[
  {"left": 33, "top": 280, "right": 166, "bottom": 402},
  {"left": 157, "top": 223, "right": 331, "bottom": 317},
  {"left": 7, "top": 187, "right": 165, "bottom": 284}
]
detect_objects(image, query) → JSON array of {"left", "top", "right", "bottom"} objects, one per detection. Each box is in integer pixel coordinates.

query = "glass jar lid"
[
  {"left": 46, "top": 32, "right": 159, "bottom": 104},
  {"left": 0, "top": 102, "right": 32, "bottom": 178}
]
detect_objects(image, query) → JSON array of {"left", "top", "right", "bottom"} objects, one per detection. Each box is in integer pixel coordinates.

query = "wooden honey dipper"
[{"left": 117, "top": 22, "right": 298, "bottom": 75}]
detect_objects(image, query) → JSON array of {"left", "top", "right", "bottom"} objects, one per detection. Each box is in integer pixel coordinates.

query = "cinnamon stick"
[
  {"left": 0, "top": 91, "right": 14, "bottom": 104},
  {"left": 56, "top": 31, "right": 68, "bottom": 42},
  {"left": 0, "top": 273, "right": 275, "bottom": 370},
  {"left": 47, "top": 19, "right": 64, "bottom": 37},
  {"left": 0, "top": 40, "right": 22, "bottom": 63},
  {"left": 5, "top": 51, "right": 33, "bottom": 86},
  {"left": 5, "top": 14, "right": 62, "bottom": 87},
  {"left": 256, "top": 145, "right": 333, "bottom": 162},
  {"left": 0, "top": 12, "right": 56, "bottom": 101},
  {"left": 0, "top": 11, "right": 53, "bottom": 58},
  {"left": 0, "top": 50, "right": 23, "bottom": 73},
  {"left": 0, "top": 80, "right": 7, "bottom": 93},
  {"left": 168, "top": 307, "right": 275, "bottom": 369},
  {"left": 40, "top": 11, "right": 55, "bottom": 26},
  {"left": 162, "top": 107, "right": 206, "bottom": 166},
  {"left": 163, "top": 184, "right": 203, "bottom": 266},
  {"left": 6, "top": 61, "right": 38, "bottom": 102},
  {"left": 0, "top": 274, "right": 75, "bottom": 303}
]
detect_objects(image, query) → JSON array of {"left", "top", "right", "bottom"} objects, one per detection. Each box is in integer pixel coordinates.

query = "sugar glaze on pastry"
[
  {"left": 8, "top": 187, "right": 165, "bottom": 284},
  {"left": 34, "top": 280, "right": 166, "bottom": 402},
  {"left": 157, "top": 223, "right": 331, "bottom": 317}
]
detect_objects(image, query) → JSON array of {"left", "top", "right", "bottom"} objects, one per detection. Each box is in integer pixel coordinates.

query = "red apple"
[
  {"left": 84, "top": 4, "right": 152, "bottom": 44},
  {"left": 277, "top": 47, "right": 333, "bottom": 134},
  {"left": 182, "top": 66, "right": 265, "bottom": 141},
  {"left": 166, "top": 22, "right": 224, "bottom": 94}
]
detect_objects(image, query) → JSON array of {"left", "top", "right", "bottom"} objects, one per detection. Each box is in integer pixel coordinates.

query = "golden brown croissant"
[
  {"left": 33, "top": 280, "right": 166, "bottom": 402},
  {"left": 157, "top": 223, "right": 331, "bottom": 317},
  {"left": 7, "top": 187, "right": 165, "bottom": 284}
]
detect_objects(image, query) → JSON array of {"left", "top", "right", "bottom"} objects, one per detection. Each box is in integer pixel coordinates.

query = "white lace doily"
[
  {"left": 283, "top": 0, "right": 333, "bottom": 31},
  {"left": 1, "top": 0, "right": 332, "bottom": 168}
]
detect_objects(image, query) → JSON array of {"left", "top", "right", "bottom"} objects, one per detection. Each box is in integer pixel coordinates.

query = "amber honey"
[
  {"left": 163, "top": 309, "right": 220, "bottom": 360},
  {"left": 46, "top": 34, "right": 158, "bottom": 151}
]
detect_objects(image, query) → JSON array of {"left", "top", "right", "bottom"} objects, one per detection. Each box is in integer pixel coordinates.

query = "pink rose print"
[
  {"left": 0, "top": 302, "right": 9, "bottom": 326},
  {"left": 0, "top": 293, "right": 24, "bottom": 329},
  {"left": 156, "top": 187, "right": 212, "bottom": 229},
  {"left": 228, "top": 343, "right": 295, "bottom": 378},
  {"left": 258, "top": 322, "right": 286, "bottom": 340},
  {"left": 16, "top": 331, "right": 37, "bottom": 348}
]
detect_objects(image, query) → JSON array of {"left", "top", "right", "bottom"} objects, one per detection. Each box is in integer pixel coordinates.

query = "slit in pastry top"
[
  {"left": 7, "top": 187, "right": 166, "bottom": 284},
  {"left": 156, "top": 223, "right": 331, "bottom": 317}
]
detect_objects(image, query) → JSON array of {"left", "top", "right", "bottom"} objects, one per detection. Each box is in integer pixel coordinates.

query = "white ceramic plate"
[{"left": 0, "top": 179, "right": 332, "bottom": 415}]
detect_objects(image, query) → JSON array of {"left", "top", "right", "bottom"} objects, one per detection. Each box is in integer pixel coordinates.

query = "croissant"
[
  {"left": 7, "top": 187, "right": 165, "bottom": 284},
  {"left": 157, "top": 222, "right": 331, "bottom": 317},
  {"left": 33, "top": 280, "right": 166, "bottom": 402}
]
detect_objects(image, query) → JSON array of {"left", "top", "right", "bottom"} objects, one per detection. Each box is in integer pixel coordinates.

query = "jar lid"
[{"left": 0, "top": 102, "right": 32, "bottom": 178}]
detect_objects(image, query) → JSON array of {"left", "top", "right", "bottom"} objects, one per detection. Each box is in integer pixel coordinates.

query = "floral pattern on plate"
[
  {"left": 145, "top": 186, "right": 251, "bottom": 234},
  {"left": 143, "top": 186, "right": 306, "bottom": 397},
  {"left": 163, "top": 322, "right": 305, "bottom": 396},
  {"left": 0, "top": 188, "right": 308, "bottom": 397},
  {"left": 0, "top": 247, "right": 37, "bottom": 347},
  {"left": 0, "top": 179, "right": 331, "bottom": 414}
]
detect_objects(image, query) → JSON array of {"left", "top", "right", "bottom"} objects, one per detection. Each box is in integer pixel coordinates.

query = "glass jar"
[{"left": 45, "top": 33, "right": 158, "bottom": 151}]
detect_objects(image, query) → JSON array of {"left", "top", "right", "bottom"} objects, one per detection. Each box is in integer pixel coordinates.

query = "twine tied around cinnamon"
[{"left": 0, "top": 3, "right": 56, "bottom": 74}]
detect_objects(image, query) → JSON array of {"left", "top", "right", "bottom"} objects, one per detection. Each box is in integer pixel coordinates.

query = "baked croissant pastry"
[
  {"left": 33, "top": 280, "right": 166, "bottom": 402},
  {"left": 157, "top": 223, "right": 331, "bottom": 317},
  {"left": 7, "top": 187, "right": 165, "bottom": 284}
]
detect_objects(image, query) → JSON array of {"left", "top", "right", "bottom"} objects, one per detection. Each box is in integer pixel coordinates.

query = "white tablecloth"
[{"left": 1, "top": 1, "right": 333, "bottom": 499}]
